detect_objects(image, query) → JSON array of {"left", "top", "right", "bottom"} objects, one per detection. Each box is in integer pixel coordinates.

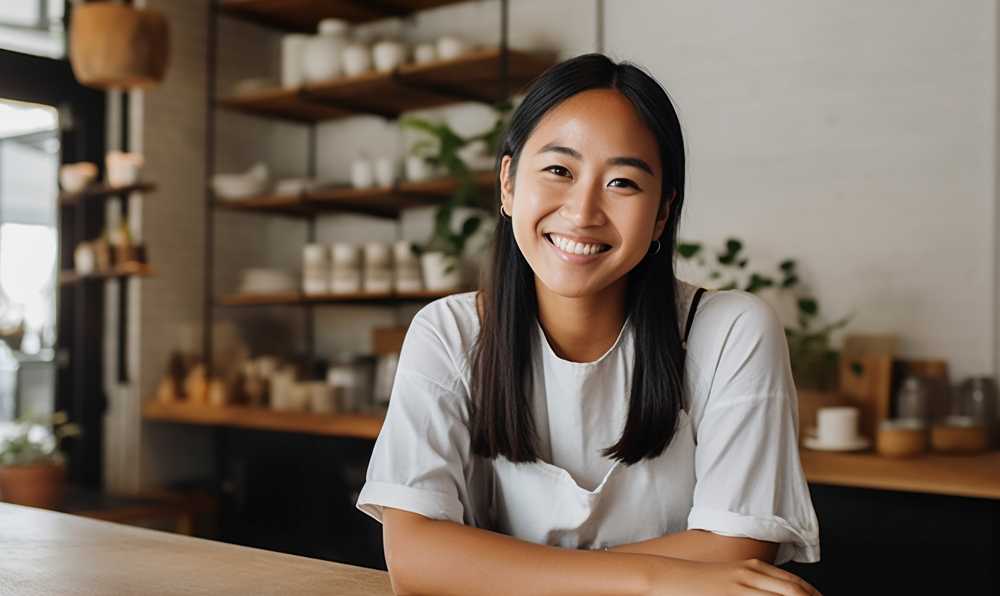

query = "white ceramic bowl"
[{"left": 60, "top": 162, "right": 98, "bottom": 193}]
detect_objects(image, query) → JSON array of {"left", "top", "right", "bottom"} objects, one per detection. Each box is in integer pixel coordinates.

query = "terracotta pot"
[{"left": 0, "top": 463, "right": 66, "bottom": 509}]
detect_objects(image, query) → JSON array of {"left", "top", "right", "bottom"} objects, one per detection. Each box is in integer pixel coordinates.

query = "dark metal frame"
[{"left": 0, "top": 41, "right": 108, "bottom": 487}]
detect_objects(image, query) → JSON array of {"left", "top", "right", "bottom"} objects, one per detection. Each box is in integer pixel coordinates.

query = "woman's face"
[{"left": 500, "top": 88, "right": 672, "bottom": 299}]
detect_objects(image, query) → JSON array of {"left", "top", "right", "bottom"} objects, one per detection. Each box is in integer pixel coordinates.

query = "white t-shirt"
[{"left": 356, "top": 279, "right": 820, "bottom": 565}]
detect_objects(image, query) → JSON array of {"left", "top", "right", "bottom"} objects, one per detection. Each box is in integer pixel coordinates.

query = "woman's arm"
[
  {"left": 383, "top": 508, "right": 657, "bottom": 596},
  {"left": 382, "top": 508, "right": 819, "bottom": 596},
  {"left": 608, "top": 530, "right": 779, "bottom": 563}
]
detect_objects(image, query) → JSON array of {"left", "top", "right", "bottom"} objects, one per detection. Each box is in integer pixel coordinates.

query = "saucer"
[{"left": 804, "top": 436, "right": 871, "bottom": 452}]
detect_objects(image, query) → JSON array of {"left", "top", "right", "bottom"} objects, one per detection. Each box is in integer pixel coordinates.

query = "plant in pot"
[
  {"left": 400, "top": 106, "right": 509, "bottom": 292},
  {"left": 0, "top": 411, "right": 80, "bottom": 509},
  {"left": 677, "top": 238, "right": 854, "bottom": 391}
]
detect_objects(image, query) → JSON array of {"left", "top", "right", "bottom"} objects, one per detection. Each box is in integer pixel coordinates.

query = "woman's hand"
[{"left": 649, "top": 557, "right": 822, "bottom": 596}]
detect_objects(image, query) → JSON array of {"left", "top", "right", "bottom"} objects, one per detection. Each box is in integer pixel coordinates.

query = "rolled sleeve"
[
  {"left": 355, "top": 310, "right": 473, "bottom": 526},
  {"left": 687, "top": 293, "right": 820, "bottom": 565}
]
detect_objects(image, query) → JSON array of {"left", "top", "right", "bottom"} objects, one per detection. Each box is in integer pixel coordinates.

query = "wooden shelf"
[
  {"left": 59, "top": 182, "right": 156, "bottom": 206},
  {"left": 801, "top": 449, "right": 1000, "bottom": 500},
  {"left": 143, "top": 400, "right": 384, "bottom": 440},
  {"left": 60, "top": 263, "right": 154, "bottom": 285},
  {"left": 213, "top": 171, "right": 495, "bottom": 218},
  {"left": 217, "top": 48, "right": 555, "bottom": 122},
  {"left": 220, "top": 0, "right": 471, "bottom": 30},
  {"left": 217, "top": 288, "right": 465, "bottom": 307}
]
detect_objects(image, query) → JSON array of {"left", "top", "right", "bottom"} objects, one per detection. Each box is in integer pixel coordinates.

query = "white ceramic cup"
[
  {"left": 373, "top": 157, "right": 398, "bottom": 187},
  {"left": 281, "top": 34, "right": 309, "bottom": 87},
  {"left": 413, "top": 43, "right": 437, "bottom": 65},
  {"left": 404, "top": 155, "right": 434, "bottom": 182},
  {"left": 816, "top": 406, "right": 861, "bottom": 446},
  {"left": 436, "top": 35, "right": 468, "bottom": 61},
  {"left": 372, "top": 40, "right": 408, "bottom": 72},
  {"left": 351, "top": 159, "right": 374, "bottom": 189},
  {"left": 341, "top": 42, "right": 372, "bottom": 77}
]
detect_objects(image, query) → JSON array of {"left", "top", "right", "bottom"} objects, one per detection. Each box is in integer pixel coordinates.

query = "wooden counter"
[
  {"left": 0, "top": 503, "right": 392, "bottom": 596},
  {"left": 800, "top": 449, "right": 1000, "bottom": 500}
]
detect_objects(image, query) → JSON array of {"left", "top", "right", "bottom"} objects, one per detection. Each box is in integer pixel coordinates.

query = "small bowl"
[
  {"left": 931, "top": 417, "right": 989, "bottom": 454},
  {"left": 876, "top": 419, "right": 928, "bottom": 458},
  {"left": 60, "top": 162, "right": 98, "bottom": 193}
]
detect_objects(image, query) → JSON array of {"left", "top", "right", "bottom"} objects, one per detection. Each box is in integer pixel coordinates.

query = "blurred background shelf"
[
  {"left": 60, "top": 264, "right": 154, "bottom": 285},
  {"left": 216, "top": 288, "right": 465, "bottom": 307},
  {"left": 59, "top": 182, "right": 156, "bottom": 206},
  {"left": 217, "top": 48, "right": 554, "bottom": 122},
  {"left": 143, "top": 400, "right": 384, "bottom": 440},
  {"left": 213, "top": 171, "right": 495, "bottom": 218},
  {"left": 800, "top": 450, "right": 1000, "bottom": 500},
  {"left": 220, "top": 0, "right": 473, "bottom": 30}
]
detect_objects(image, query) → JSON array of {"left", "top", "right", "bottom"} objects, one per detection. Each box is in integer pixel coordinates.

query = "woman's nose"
[{"left": 558, "top": 180, "right": 606, "bottom": 227}]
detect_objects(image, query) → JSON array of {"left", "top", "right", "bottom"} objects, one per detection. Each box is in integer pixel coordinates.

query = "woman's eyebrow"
[{"left": 537, "top": 142, "right": 654, "bottom": 176}]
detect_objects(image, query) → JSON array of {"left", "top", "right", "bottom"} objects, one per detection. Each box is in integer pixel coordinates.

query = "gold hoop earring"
[
  {"left": 499, "top": 204, "right": 510, "bottom": 219},
  {"left": 649, "top": 240, "right": 662, "bottom": 255}
]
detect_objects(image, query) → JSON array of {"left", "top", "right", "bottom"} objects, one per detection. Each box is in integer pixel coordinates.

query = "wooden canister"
[
  {"left": 931, "top": 417, "right": 989, "bottom": 454},
  {"left": 876, "top": 419, "right": 928, "bottom": 458}
]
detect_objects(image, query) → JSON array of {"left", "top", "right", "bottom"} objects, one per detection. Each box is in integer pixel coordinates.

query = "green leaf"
[
  {"left": 779, "top": 259, "right": 796, "bottom": 272},
  {"left": 461, "top": 216, "right": 482, "bottom": 238},
  {"left": 798, "top": 298, "right": 818, "bottom": 316},
  {"left": 677, "top": 242, "right": 702, "bottom": 259},
  {"left": 781, "top": 274, "right": 799, "bottom": 288}
]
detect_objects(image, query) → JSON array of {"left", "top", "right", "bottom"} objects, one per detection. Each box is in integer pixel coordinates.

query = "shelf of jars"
[
  {"left": 59, "top": 182, "right": 157, "bottom": 206},
  {"left": 217, "top": 48, "right": 555, "bottom": 123},
  {"left": 220, "top": 0, "right": 471, "bottom": 30},
  {"left": 213, "top": 171, "right": 495, "bottom": 218},
  {"left": 143, "top": 400, "right": 384, "bottom": 440}
]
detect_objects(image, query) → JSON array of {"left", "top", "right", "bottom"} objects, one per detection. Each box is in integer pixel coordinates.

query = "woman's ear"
[
  {"left": 499, "top": 155, "right": 514, "bottom": 215},
  {"left": 653, "top": 188, "right": 676, "bottom": 239}
]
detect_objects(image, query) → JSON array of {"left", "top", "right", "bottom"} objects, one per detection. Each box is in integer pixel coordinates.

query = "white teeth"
[{"left": 550, "top": 234, "right": 607, "bottom": 256}]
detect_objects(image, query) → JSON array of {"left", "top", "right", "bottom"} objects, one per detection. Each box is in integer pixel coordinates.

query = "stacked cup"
[
  {"left": 363, "top": 242, "right": 392, "bottom": 294},
  {"left": 302, "top": 244, "right": 329, "bottom": 295},
  {"left": 393, "top": 240, "right": 423, "bottom": 293},
  {"left": 330, "top": 243, "right": 362, "bottom": 294}
]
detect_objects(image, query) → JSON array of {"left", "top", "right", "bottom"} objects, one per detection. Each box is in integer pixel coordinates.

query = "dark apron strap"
[{"left": 682, "top": 287, "right": 707, "bottom": 351}]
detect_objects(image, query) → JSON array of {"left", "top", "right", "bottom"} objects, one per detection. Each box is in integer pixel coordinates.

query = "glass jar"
[
  {"left": 326, "top": 352, "right": 375, "bottom": 414},
  {"left": 895, "top": 376, "right": 930, "bottom": 424}
]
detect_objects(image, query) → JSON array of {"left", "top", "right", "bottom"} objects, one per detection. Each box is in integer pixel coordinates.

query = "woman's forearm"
[
  {"left": 608, "top": 530, "right": 778, "bottom": 563},
  {"left": 383, "top": 508, "right": 668, "bottom": 596}
]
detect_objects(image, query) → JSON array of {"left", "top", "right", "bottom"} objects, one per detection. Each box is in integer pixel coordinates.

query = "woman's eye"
[
  {"left": 543, "top": 165, "right": 571, "bottom": 178},
  {"left": 608, "top": 178, "right": 639, "bottom": 190}
]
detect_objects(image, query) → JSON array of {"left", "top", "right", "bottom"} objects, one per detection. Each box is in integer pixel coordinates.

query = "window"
[{"left": 0, "top": 0, "right": 66, "bottom": 58}]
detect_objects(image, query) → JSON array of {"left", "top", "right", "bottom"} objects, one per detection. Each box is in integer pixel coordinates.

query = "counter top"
[
  {"left": 800, "top": 450, "right": 1000, "bottom": 500},
  {"left": 0, "top": 503, "right": 393, "bottom": 596}
]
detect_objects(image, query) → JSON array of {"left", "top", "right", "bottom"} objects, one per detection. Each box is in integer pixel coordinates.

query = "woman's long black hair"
[{"left": 470, "top": 53, "right": 687, "bottom": 466}]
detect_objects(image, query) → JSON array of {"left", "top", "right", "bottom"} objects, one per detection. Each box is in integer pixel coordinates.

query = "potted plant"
[
  {"left": 400, "top": 106, "right": 509, "bottom": 291},
  {"left": 0, "top": 411, "right": 80, "bottom": 509},
  {"left": 677, "top": 238, "right": 853, "bottom": 391}
]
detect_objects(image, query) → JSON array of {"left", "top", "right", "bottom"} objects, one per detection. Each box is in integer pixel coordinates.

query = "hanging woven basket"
[{"left": 69, "top": 2, "right": 169, "bottom": 90}]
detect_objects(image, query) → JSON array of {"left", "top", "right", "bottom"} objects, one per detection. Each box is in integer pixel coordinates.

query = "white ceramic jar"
[
  {"left": 363, "top": 242, "right": 393, "bottom": 294},
  {"left": 413, "top": 42, "right": 437, "bottom": 65},
  {"left": 372, "top": 40, "right": 408, "bottom": 72},
  {"left": 373, "top": 156, "right": 398, "bottom": 188},
  {"left": 393, "top": 240, "right": 423, "bottom": 293},
  {"left": 351, "top": 158, "right": 374, "bottom": 189},
  {"left": 302, "top": 243, "right": 329, "bottom": 295},
  {"left": 302, "top": 19, "right": 350, "bottom": 83},
  {"left": 340, "top": 41, "right": 372, "bottom": 78},
  {"left": 281, "top": 33, "right": 309, "bottom": 87},
  {"left": 330, "top": 242, "right": 362, "bottom": 294}
]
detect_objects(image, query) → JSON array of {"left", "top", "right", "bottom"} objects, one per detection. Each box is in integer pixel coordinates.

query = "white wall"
[{"left": 607, "top": 0, "right": 997, "bottom": 380}]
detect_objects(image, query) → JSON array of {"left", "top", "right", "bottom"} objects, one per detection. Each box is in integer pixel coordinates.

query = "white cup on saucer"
[{"left": 805, "top": 406, "right": 871, "bottom": 451}]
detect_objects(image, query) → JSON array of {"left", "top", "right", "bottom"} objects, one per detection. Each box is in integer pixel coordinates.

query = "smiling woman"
[{"left": 357, "top": 53, "right": 820, "bottom": 596}]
